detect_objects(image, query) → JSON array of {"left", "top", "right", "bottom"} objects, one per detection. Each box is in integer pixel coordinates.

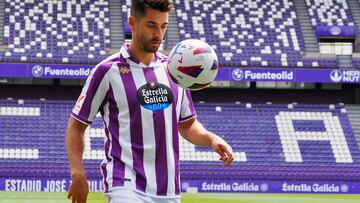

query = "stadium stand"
[
  {"left": 174, "top": 0, "right": 338, "bottom": 68},
  {"left": 1, "top": 0, "right": 351, "bottom": 68},
  {"left": 306, "top": 0, "right": 354, "bottom": 26},
  {"left": 1, "top": 99, "right": 359, "bottom": 183},
  {"left": 1, "top": 0, "right": 111, "bottom": 64},
  {"left": 353, "top": 58, "right": 360, "bottom": 68},
  {"left": 120, "top": 0, "right": 131, "bottom": 35}
]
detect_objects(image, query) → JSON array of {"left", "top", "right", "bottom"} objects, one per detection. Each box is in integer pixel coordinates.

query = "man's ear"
[{"left": 128, "top": 16, "right": 136, "bottom": 31}]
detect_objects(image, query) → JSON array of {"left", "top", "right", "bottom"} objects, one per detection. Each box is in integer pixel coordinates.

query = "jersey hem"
[
  {"left": 105, "top": 186, "right": 181, "bottom": 199},
  {"left": 71, "top": 113, "right": 92, "bottom": 125},
  {"left": 178, "top": 114, "right": 197, "bottom": 123}
]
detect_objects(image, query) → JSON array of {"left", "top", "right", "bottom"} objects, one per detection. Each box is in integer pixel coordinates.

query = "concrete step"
[
  {"left": 303, "top": 33, "right": 315, "bottom": 36},
  {"left": 306, "top": 44, "right": 319, "bottom": 48},
  {"left": 294, "top": 0, "right": 319, "bottom": 52},
  {"left": 306, "top": 40, "right": 318, "bottom": 43},
  {"left": 302, "top": 33, "right": 315, "bottom": 36},
  {"left": 302, "top": 29, "right": 315, "bottom": 32},
  {"left": 109, "top": 0, "right": 124, "bottom": 48},
  {"left": 165, "top": 10, "right": 181, "bottom": 49},
  {"left": 0, "top": 1, "right": 4, "bottom": 46},
  {"left": 348, "top": 0, "right": 360, "bottom": 45}
]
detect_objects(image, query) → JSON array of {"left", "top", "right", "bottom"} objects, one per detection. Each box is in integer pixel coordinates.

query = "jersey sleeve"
[
  {"left": 71, "top": 64, "right": 110, "bottom": 125},
  {"left": 179, "top": 89, "right": 197, "bottom": 123}
]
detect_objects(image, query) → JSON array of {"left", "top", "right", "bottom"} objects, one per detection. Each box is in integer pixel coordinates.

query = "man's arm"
[
  {"left": 178, "top": 118, "right": 234, "bottom": 166},
  {"left": 66, "top": 117, "right": 89, "bottom": 203}
]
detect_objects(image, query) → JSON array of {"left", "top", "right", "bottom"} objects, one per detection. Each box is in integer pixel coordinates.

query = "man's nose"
[{"left": 153, "top": 26, "right": 162, "bottom": 39}]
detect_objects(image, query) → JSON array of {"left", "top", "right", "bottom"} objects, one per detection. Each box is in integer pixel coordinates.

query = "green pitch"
[{"left": 0, "top": 192, "right": 359, "bottom": 203}]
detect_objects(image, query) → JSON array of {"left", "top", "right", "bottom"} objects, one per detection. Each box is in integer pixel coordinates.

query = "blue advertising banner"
[
  {"left": 0, "top": 63, "right": 92, "bottom": 79},
  {"left": 316, "top": 26, "right": 356, "bottom": 37},
  {"left": 219, "top": 68, "right": 360, "bottom": 83},
  {"left": 1, "top": 63, "right": 360, "bottom": 83},
  {"left": 1, "top": 178, "right": 359, "bottom": 194},
  {"left": 181, "top": 180, "right": 360, "bottom": 194}
]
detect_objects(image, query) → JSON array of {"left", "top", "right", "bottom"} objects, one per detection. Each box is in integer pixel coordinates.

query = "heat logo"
[{"left": 330, "top": 70, "right": 343, "bottom": 82}]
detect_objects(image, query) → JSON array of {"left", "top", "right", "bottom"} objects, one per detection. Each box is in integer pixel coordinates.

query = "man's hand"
[
  {"left": 210, "top": 136, "right": 234, "bottom": 166},
  {"left": 67, "top": 172, "right": 89, "bottom": 203},
  {"left": 179, "top": 118, "right": 235, "bottom": 166}
]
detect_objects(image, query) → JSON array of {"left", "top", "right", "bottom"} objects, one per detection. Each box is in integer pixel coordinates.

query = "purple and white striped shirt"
[{"left": 71, "top": 44, "right": 196, "bottom": 198}]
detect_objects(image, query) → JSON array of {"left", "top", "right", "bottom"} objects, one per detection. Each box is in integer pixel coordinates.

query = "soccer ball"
[{"left": 167, "top": 39, "right": 219, "bottom": 91}]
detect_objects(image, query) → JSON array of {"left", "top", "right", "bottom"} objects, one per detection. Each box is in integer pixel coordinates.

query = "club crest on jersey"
[
  {"left": 119, "top": 66, "right": 130, "bottom": 74},
  {"left": 137, "top": 81, "right": 173, "bottom": 111}
]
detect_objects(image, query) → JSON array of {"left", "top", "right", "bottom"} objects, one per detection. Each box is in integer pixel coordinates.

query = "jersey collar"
[{"left": 120, "top": 43, "right": 161, "bottom": 67}]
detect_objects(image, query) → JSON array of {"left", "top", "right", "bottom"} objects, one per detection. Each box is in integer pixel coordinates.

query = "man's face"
[{"left": 130, "top": 8, "right": 169, "bottom": 53}]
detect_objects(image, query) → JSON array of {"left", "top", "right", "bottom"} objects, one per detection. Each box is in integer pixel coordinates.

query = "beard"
[{"left": 139, "top": 36, "right": 162, "bottom": 53}]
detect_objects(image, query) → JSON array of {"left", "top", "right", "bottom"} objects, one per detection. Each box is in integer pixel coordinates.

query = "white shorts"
[{"left": 104, "top": 188, "right": 181, "bottom": 203}]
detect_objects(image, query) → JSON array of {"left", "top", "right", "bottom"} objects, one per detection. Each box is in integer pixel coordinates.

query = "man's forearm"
[
  {"left": 178, "top": 118, "right": 217, "bottom": 146},
  {"left": 66, "top": 118, "right": 87, "bottom": 177}
]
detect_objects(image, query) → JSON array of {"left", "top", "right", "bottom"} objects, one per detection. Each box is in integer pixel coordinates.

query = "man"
[{"left": 66, "top": 0, "right": 234, "bottom": 202}]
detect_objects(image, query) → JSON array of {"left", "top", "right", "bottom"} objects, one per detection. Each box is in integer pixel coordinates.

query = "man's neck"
[{"left": 128, "top": 43, "right": 155, "bottom": 66}]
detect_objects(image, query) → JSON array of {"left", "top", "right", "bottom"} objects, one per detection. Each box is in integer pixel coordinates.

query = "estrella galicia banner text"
[{"left": 180, "top": 180, "right": 360, "bottom": 194}]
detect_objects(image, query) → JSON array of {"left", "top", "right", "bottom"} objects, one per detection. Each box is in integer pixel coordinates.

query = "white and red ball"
[{"left": 167, "top": 39, "right": 219, "bottom": 91}]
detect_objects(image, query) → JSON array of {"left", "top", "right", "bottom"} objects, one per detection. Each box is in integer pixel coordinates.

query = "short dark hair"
[{"left": 131, "top": 0, "right": 173, "bottom": 19}]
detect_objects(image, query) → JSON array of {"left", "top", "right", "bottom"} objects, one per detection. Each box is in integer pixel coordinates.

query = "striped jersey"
[{"left": 71, "top": 43, "right": 197, "bottom": 198}]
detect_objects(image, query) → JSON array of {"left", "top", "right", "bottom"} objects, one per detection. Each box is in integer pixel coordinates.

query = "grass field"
[{"left": 0, "top": 192, "right": 359, "bottom": 203}]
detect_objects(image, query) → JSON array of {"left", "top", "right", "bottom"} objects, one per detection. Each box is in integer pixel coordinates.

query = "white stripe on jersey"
[
  {"left": 130, "top": 66, "right": 158, "bottom": 195},
  {"left": 154, "top": 66, "right": 176, "bottom": 195},
  {"left": 88, "top": 77, "right": 108, "bottom": 122},
  {"left": 179, "top": 90, "right": 196, "bottom": 122},
  {"left": 174, "top": 76, "right": 184, "bottom": 191},
  {"left": 72, "top": 70, "right": 92, "bottom": 116},
  {"left": 108, "top": 67, "right": 136, "bottom": 189}
]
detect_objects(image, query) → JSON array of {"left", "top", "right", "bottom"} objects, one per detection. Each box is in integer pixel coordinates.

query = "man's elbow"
[{"left": 67, "top": 117, "right": 88, "bottom": 132}]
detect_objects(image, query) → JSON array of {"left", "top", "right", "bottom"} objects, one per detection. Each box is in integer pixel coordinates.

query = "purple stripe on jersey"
[
  {"left": 165, "top": 71, "right": 181, "bottom": 195},
  {"left": 120, "top": 66, "right": 147, "bottom": 192},
  {"left": 107, "top": 85, "right": 125, "bottom": 187},
  {"left": 101, "top": 124, "right": 112, "bottom": 192},
  {"left": 143, "top": 67, "right": 168, "bottom": 196},
  {"left": 78, "top": 56, "right": 118, "bottom": 122}
]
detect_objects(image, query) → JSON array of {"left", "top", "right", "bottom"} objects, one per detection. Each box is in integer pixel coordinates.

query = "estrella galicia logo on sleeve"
[{"left": 137, "top": 81, "right": 173, "bottom": 111}]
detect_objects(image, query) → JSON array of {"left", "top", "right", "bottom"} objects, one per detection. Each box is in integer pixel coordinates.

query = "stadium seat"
[{"left": 306, "top": 0, "right": 354, "bottom": 26}]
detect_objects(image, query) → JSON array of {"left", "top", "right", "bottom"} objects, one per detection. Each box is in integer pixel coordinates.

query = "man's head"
[{"left": 129, "top": 0, "right": 173, "bottom": 53}]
